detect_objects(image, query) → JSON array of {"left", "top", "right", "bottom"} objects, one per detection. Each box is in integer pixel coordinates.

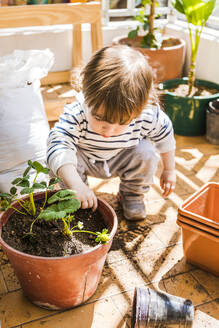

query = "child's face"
[{"left": 88, "top": 112, "right": 130, "bottom": 138}]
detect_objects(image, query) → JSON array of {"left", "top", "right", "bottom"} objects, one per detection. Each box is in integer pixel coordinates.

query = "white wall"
[
  {"left": 0, "top": 22, "right": 137, "bottom": 71},
  {"left": 0, "top": 20, "right": 218, "bottom": 84}
]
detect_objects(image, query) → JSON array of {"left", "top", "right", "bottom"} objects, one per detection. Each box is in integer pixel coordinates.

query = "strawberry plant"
[{"left": 0, "top": 161, "right": 110, "bottom": 245}]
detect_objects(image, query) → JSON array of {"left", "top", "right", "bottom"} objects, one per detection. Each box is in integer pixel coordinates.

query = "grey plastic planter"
[{"left": 206, "top": 98, "right": 219, "bottom": 144}]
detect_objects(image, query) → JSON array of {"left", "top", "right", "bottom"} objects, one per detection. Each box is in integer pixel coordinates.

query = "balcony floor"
[{"left": 0, "top": 134, "right": 219, "bottom": 328}]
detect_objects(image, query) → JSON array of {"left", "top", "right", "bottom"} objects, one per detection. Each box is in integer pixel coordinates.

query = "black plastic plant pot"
[
  {"left": 159, "top": 78, "right": 219, "bottom": 136},
  {"left": 131, "top": 287, "right": 194, "bottom": 327}
]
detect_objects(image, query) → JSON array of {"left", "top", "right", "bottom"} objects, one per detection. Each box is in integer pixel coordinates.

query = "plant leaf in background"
[
  {"left": 173, "top": 0, "right": 216, "bottom": 26},
  {"left": 172, "top": 0, "right": 216, "bottom": 94},
  {"left": 128, "top": 0, "right": 160, "bottom": 48}
]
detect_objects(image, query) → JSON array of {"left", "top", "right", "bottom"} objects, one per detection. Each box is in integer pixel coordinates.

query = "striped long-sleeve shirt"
[{"left": 47, "top": 92, "right": 176, "bottom": 175}]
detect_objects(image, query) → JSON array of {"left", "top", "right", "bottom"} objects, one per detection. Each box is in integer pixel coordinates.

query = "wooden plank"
[
  {"left": 0, "top": 2, "right": 102, "bottom": 28},
  {"left": 91, "top": 18, "right": 103, "bottom": 52},
  {"left": 73, "top": 23, "right": 82, "bottom": 67},
  {"left": 41, "top": 71, "right": 71, "bottom": 85},
  {"left": 42, "top": 83, "right": 76, "bottom": 121},
  {"left": 44, "top": 99, "right": 67, "bottom": 121}
]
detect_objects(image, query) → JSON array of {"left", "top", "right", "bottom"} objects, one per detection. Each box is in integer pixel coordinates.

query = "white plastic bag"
[{"left": 0, "top": 49, "right": 54, "bottom": 192}]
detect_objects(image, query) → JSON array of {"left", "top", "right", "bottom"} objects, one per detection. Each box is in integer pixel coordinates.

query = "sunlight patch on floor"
[{"left": 196, "top": 154, "right": 219, "bottom": 183}]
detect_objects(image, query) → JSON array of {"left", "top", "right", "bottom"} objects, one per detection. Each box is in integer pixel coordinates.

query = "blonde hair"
[{"left": 82, "top": 45, "right": 154, "bottom": 124}]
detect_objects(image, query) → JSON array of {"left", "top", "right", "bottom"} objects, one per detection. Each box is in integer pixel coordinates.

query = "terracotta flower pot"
[
  {"left": 112, "top": 35, "right": 186, "bottom": 83},
  {"left": 177, "top": 218, "right": 219, "bottom": 276},
  {"left": 0, "top": 191, "right": 118, "bottom": 310},
  {"left": 177, "top": 182, "right": 219, "bottom": 276},
  {"left": 178, "top": 182, "right": 219, "bottom": 230}
]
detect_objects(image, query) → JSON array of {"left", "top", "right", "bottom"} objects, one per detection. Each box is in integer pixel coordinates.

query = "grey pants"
[{"left": 77, "top": 139, "right": 160, "bottom": 195}]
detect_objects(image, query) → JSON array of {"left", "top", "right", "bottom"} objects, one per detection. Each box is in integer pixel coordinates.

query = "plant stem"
[
  {"left": 188, "top": 25, "right": 202, "bottom": 95},
  {"left": 15, "top": 198, "right": 32, "bottom": 216},
  {"left": 29, "top": 217, "right": 39, "bottom": 234},
  {"left": 188, "top": 62, "right": 196, "bottom": 95},
  {"left": 29, "top": 172, "right": 38, "bottom": 216},
  {"left": 149, "top": 0, "right": 155, "bottom": 37},
  {"left": 72, "top": 230, "right": 97, "bottom": 235},
  {"left": 62, "top": 218, "right": 71, "bottom": 236},
  {"left": 10, "top": 206, "right": 27, "bottom": 216},
  {"left": 29, "top": 193, "right": 36, "bottom": 216},
  {"left": 42, "top": 190, "right": 48, "bottom": 210}
]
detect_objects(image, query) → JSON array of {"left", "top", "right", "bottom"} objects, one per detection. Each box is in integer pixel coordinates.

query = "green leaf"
[
  {"left": 172, "top": 0, "right": 185, "bottom": 14},
  {"left": 38, "top": 204, "right": 66, "bottom": 221},
  {"left": 11, "top": 177, "right": 22, "bottom": 185},
  {"left": 32, "top": 161, "right": 50, "bottom": 174},
  {"left": 0, "top": 199, "right": 9, "bottom": 211},
  {"left": 28, "top": 160, "right": 34, "bottom": 167},
  {"left": 23, "top": 166, "right": 31, "bottom": 177},
  {"left": 128, "top": 29, "right": 138, "bottom": 39},
  {"left": 20, "top": 187, "right": 34, "bottom": 195},
  {"left": 49, "top": 177, "right": 61, "bottom": 186},
  {"left": 95, "top": 229, "right": 110, "bottom": 244},
  {"left": 143, "top": 22, "right": 149, "bottom": 31},
  {"left": 10, "top": 187, "right": 17, "bottom": 195},
  {"left": 141, "top": 0, "right": 151, "bottom": 5},
  {"left": 0, "top": 192, "right": 11, "bottom": 198},
  {"left": 40, "top": 181, "right": 47, "bottom": 187},
  {"left": 141, "top": 33, "right": 156, "bottom": 48},
  {"left": 17, "top": 179, "right": 30, "bottom": 188},
  {"left": 172, "top": 0, "right": 216, "bottom": 26},
  {"left": 32, "top": 183, "right": 47, "bottom": 190},
  {"left": 58, "top": 199, "right": 80, "bottom": 214},
  {"left": 48, "top": 190, "right": 78, "bottom": 204}
]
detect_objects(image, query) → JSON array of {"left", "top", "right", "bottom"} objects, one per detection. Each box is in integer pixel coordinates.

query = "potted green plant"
[
  {"left": 159, "top": 0, "right": 219, "bottom": 136},
  {"left": 112, "top": 0, "right": 186, "bottom": 82},
  {"left": 0, "top": 160, "right": 118, "bottom": 310}
]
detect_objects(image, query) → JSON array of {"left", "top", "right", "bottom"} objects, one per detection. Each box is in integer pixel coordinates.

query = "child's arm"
[
  {"left": 160, "top": 149, "right": 176, "bottom": 197},
  {"left": 57, "top": 164, "right": 98, "bottom": 211}
]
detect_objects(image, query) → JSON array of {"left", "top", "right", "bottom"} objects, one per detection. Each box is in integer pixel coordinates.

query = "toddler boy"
[{"left": 47, "top": 45, "right": 176, "bottom": 220}]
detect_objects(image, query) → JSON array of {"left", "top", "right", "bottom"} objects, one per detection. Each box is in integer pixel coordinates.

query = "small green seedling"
[
  {"left": 0, "top": 161, "right": 110, "bottom": 245},
  {"left": 0, "top": 160, "right": 60, "bottom": 216},
  {"left": 38, "top": 190, "right": 110, "bottom": 244}
]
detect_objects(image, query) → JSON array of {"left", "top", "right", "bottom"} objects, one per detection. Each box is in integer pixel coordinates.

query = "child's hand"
[
  {"left": 75, "top": 183, "right": 98, "bottom": 211},
  {"left": 160, "top": 169, "right": 176, "bottom": 197},
  {"left": 57, "top": 164, "right": 98, "bottom": 211}
]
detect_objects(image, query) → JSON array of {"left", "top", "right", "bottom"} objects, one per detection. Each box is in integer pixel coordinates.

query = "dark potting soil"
[
  {"left": 119, "top": 36, "right": 181, "bottom": 49},
  {"left": 2, "top": 201, "right": 108, "bottom": 257}
]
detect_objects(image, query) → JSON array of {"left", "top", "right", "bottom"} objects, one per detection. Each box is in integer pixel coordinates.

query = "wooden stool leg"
[
  {"left": 91, "top": 18, "right": 103, "bottom": 53},
  {"left": 73, "top": 23, "right": 82, "bottom": 67}
]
